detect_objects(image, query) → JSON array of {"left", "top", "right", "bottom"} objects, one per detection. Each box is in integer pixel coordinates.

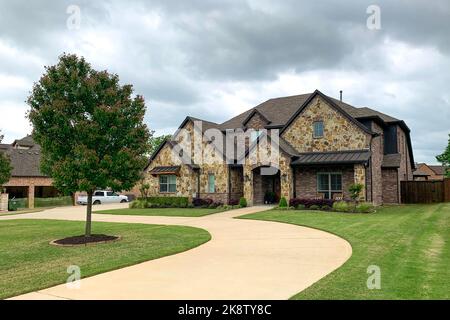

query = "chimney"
[{"left": 340, "top": 90, "right": 343, "bottom": 102}]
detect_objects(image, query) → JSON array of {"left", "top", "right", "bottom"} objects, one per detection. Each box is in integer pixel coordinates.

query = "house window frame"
[
  {"left": 313, "top": 121, "right": 324, "bottom": 138},
  {"left": 208, "top": 173, "right": 215, "bottom": 193},
  {"left": 159, "top": 175, "right": 177, "bottom": 193},
  {"left": 317, "top": 172, "right": 342, "bottom": 199}
]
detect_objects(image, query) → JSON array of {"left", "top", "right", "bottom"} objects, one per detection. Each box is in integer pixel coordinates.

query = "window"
[
  {"left": 313, "top": 121, "right": 324, "bottom": 138},
  {"left": 317, "top": 173, "right": 342, "bottom": 199},
  {"left": 159, "top": 175, "right": 176, "bottom": 193},
  {"left": 94, "top": 191, "right": 104, "bottom": 196},
  {"left": 208, "top": 174, "right": 215, "bottom": 193},
  {"left": 250, "top": 130, "right": 261, "bottom": 142}
]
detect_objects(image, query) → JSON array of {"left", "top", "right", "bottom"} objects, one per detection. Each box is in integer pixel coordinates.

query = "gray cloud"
[{"left": 0, "top": 0, "right": 449, "bottom": 164}]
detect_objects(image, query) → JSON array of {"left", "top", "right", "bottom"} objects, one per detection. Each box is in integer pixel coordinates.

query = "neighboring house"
[
  {"left": 0, "top": 136, "right": 58, "bottom": 208},
  {"left": 144, "top": 90, "right": 415, "bottom": 205},
  {"left": 413, "top": 163, "right": 447, "bottom": 181}
]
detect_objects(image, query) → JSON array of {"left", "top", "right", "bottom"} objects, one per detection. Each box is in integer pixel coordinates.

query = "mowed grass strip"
[
  {"left": 95, "top": 207, "right": 225, "bottom": 217},
  {"left": 0, "top": 219, "right": 211, "bottom": 299},
  {"left": 239, "top": 203, "right": 450, "bottom": 300}
]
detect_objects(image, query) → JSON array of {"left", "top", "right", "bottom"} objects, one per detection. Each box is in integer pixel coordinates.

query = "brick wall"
[
  {"left": 295, "top": 165, "right": 354, "bottom": 199},
  {"left": 371, "top": 122, "right": 383, "bottom": 205},
  {"left": 4, "top": 176, "right": 54, "bottom": 208},
  {"left": 382, "top": 168, "right": 399, "bottom": 203}
]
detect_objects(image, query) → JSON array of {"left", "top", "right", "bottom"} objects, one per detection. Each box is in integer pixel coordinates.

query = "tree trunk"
[{"left": 85, "top": 190, "right": 93, "bottom": 237}]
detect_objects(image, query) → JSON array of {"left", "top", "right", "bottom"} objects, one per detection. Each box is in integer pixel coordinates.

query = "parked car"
[{"left": 76, "top": 190, "right": 128, "bottom": 205}]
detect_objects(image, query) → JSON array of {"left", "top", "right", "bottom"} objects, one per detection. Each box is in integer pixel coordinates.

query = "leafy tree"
[
  {"left": 0, "top": 131, "right": 12, "bottom": 191},
  {"left": 27, "top": 53, "right": 151, "bottom": 237},
  {"left": 149, "top": 133, "right": 171, "bottom": 155},
  {"left": 436, "top": 133, "right": 450, "bottom": 178}
]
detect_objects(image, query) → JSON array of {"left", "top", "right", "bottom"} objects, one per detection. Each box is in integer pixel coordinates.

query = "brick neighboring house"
[
  {"left": 0, "top": 136, "right": 59, "bottom": 208},
  {"left": 144, "top": 90, "right": 415, "bottom": 205},
  {"left": 413, "top": 163, "right": 447, "bottom": 181}
]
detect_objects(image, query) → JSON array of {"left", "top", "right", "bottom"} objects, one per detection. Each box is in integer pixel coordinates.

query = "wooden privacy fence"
[{"left": 401, "top": 178, "right": 450, "bottom": 204}]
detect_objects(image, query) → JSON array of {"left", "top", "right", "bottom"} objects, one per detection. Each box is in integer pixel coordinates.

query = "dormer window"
[{"left": 313, "top": 121, "right": 324, "bottom": 138}]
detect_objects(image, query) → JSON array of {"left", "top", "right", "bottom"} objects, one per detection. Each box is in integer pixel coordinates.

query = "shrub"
[
  {"left": 264, "top": 191, "right": 276, "bottom": 204},
  {"left": 208, "top": 201, "right": 224, "bottom": 209},
  {"left": 187, "top": 203, "right": 194, "bottom": 208},
  {"left": 239, "top": 197, "right": 247, "bottom": 208},
  {"left": 356, "top": 202, "right": 375, "bottom": 213},
  {"left": 130, "top": 199, "right": 146, "bottom": 209},
  {"left": 131, "top": 197, "right": 189, "bottom": 208},
  {"left": 321, "top": 205, "right": 332, "bottom": 211},
  {"left": 289, "top": 198, "right": 335, "bottom": 208},
  {"left": 228, "top": 198, "right": 239, "bottom": 206},
  {"left": 349, "top": 183, "right": 364, "bottom": 202},
  {"left": 333, "top": 201, "right": 349, "bottom": 212},
  {"left": 296, "top": 204, "right": 306, "bottom": 210},
  {"left": 278, "top": 197, "right": 288, "bottom": 208},
  {"left": 192, "top": 198, "right": 213, "bottom": 207},
  {"left": 309, "top": 204, "right": 320, "bottom": 210}
]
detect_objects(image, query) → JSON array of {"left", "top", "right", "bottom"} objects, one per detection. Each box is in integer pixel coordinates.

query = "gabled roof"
[
  {"left": 242, "top": 108, "right": 271, "bottom": 127},
  {"left": 428, "top": 165, "right": 447, "bottom": 175},
  {"left": 280, "top": 90, "right": 374, "bottom": 135}
]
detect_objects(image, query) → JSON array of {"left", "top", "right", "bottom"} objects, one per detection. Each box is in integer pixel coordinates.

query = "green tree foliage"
[
  {"left": 436, "top": 133, "right": 450, "bottom": 178},
  {"left": 27, "top": 54, "right": 151, "bottom": 236},
  {"left": 149, "top": 133, "right": 171, "bottom": 155},
  {"left": 0, "top": 131, "right": 12, "bottom": 190}
]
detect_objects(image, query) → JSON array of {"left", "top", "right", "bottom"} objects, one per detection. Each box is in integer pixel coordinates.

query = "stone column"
[
  {"left": 28, "top": 185, "right": 35, "bottom": 209},
  {"left": 354, "top": 164, "right": 366, "bottom": 201},
  {"left": 0, "top": 193, "right": 8, "bottom": 212},
  {"left": 279, "top": 155, "right": 293, "bottom": 203},
  {"left": 243, "top": 164, "right": 253, "bottom": 206}
]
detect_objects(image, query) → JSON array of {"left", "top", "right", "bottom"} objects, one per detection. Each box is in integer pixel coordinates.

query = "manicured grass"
[
  {"left": 0, "top": 219, "right": 210, "bottom": 299},
  {"left": 96, "top": 207, "right": 225, "bottom": 217},
  {"left": 239, "top": 203, "right": 450, "bottom": 300}
]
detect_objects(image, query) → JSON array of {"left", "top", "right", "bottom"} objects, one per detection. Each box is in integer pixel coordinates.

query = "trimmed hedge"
[
  {"left": 35, "top": 196, "right": 72, "bottom": 208},
  {"left": 289, "top": 198, "right": 335, "bottom": 208},
  {"left": 131, "top": 197, "right": 189, "bottom": 209}
]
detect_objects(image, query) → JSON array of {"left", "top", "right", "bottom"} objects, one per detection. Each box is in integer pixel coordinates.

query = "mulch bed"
[{"left": 51, "top": 234, "right": 120, "bottom": 246}]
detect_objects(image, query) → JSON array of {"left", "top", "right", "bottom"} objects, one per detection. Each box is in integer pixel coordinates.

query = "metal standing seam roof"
[
  {"left": 148, "top": 166, "right": 181, "bottom": 175},
  {"left": 292, "top": 150, "right": 371, "bottom": 165}
]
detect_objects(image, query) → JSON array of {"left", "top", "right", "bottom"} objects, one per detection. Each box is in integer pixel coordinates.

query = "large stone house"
[{"left": 144, "top": 90, "right": 414, "bottom": 205}]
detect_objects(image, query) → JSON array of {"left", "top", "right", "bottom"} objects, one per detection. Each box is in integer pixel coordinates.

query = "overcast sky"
[{"left": 0, "top": 0, "right": 449, "bottom": 164}]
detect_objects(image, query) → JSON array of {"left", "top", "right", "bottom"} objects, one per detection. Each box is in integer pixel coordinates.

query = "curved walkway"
[{"left": 1, "top": 204, "right": 352, "bottom": 300}]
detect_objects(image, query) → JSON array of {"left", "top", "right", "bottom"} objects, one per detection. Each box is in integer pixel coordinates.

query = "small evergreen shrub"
[
  {"left": 289, "top": 198, "right": 335, "bottom": 208},
  {"left": 192, "top": 198, "right": 213, "bottom": 207},
  {"left": 321, "top": 205, "right": 332, "bottom": 211},
  {"left": 239, "top": 197, "right": 247, "bottom": 208},
  {"left": 228, "top": 198, "right": 239, "bottom": 206},
  {"left": 278, "top": 197, "right": 288, "bottom": 208},
  {"left": 296, "top": 204, "right": 306, "bottom": 210},
  {"left": 309, "top": 204, "right": 320, "bottom": 210}
]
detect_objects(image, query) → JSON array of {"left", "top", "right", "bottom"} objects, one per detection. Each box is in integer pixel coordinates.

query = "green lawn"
[
  {"left": 0, "top": 219, "right": 210, "bottom": 299},
  {"left": 96, "top": 207, "right": 225, "bottom": 217},
  {"left": 239, "top": 203, "right": 450, "bottom": 300}
]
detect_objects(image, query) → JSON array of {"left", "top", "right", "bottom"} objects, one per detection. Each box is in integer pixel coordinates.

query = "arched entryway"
[{"left": 252, "top": 166, "right": 281, "bottom": 205}]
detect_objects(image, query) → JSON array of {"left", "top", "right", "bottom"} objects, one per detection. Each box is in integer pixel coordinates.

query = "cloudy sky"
[{"left": 0, "top": 0, "right": 449, "bottom": 164}]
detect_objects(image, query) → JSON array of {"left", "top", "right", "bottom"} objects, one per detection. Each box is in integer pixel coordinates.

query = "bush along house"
[{"left": 144, "top": 90, "right": 414, "bottom": 206}]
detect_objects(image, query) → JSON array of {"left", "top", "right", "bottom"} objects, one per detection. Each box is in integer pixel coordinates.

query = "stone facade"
[
  {"left": 145, "top": 93, "right": 413, "bottom": 206},
  {"left": 0, "top": 193, "right": 8, "bottom": 212},
  {"left": 282, "top": 96, "right": 370, "bottom": 153},
  {"left": 354, "top": 164, "right": 366, "bottom": 201}
]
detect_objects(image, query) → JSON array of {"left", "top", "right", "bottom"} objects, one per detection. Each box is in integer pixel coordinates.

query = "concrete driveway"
[{"left": 1, "top": 204, "right": 352, "bottom": 300}]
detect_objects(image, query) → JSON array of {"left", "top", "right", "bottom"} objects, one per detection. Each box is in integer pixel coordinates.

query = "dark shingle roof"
[
  {"left": 382, "top": 154, "right": 402, "bottom": 168},
  {"left": 428, "top": 165, "right": 447, "bottom": 175},
  {"left": 220, "top": 92, "right": 400, "bottom": 130},
  {"left": 413, "top": 169, "right": 430, "bottom": 177},
  {"left": 292, "top": 150, "right": 371, "bottom": 166},
  {"left": 0, "top": 136, "right": 47, "bottom": 177}
]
